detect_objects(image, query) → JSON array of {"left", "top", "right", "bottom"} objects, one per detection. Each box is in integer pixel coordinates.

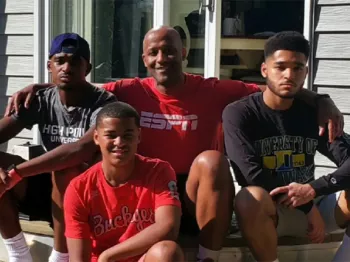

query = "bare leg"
[
  {"left": 185, "top": 150, "right": 234, "bottom": 251},
  {"left": 332, "top": 190, "right": 350, "bottom": 261},
  {"left": 143, "top": 240, "right": 185, "bottom": 262},
  {"left": 51, "top": 167, "right": 82, "bottom": 253},
  {"left": 0, "top": 152, "right": 26, "bottom": 239},
  {"left": 234, "top": 186, "right": 278, "bottom": 262}
]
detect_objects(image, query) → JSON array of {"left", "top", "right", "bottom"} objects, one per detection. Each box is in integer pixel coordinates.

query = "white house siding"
[
  {"left": 312, "top": 0, "right": 350, "bottom": 177},
  {"left": 0, "top": 0, "right": 35, "bottom": 152}
]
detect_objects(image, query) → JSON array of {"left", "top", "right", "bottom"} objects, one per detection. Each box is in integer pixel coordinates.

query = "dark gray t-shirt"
[{"left": 13, "top": 85, "right": 116, "bottom": 151}]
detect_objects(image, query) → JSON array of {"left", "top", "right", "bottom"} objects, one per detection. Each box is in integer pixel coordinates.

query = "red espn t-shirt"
[
  {"left": 103, "top": 74, "right": 259, "bottom": 174},
  {"left": 64, "top": 154, "right": 181, "bottom": 262}
]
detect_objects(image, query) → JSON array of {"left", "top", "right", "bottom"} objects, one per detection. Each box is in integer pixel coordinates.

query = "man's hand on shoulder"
[
  {"left": 5, "top": 83, "right": 53, "bottom": 117},
  {"left": 270, "top": 182, "right": 316, "bottom": 207}
]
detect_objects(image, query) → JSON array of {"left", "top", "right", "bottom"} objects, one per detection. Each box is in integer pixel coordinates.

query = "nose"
[
  {"left": 113, "top": 136, "right": 125, "bottom": 147},
  {"left": 283, "top": 68, "right": 295, "bottom": 80},
  {"left": 156, "top": 51, "right": 167, "bottom": 63},
  {"left": 62, "top": 61, "right": 72, "bottom": 73}
]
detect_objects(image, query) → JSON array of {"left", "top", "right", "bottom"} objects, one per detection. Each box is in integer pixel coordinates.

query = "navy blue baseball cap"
[{"left": 49, "top": 33, "right": 90, "bottom": 62}]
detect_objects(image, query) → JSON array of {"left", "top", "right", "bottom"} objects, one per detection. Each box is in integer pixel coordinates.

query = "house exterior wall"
[
  {"left": 0, "top": 0, "right": 35, "bottom": 152},
  {"left": 312, "top": 0, "right": 350, "bottom": 177}
]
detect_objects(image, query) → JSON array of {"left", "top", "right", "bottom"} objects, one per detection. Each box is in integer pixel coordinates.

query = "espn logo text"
[{"left": 140, "top": 111, "right": 198, "bottom": 131}]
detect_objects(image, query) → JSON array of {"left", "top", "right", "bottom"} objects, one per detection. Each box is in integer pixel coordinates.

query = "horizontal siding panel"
[
  {"left": 315, "top": 6, "right": 350, "bottom": 32},
  {"left": 3, "top": 0, "right": 34, "bottom": 13},
  {"left": 318, "top": 0, "right": 350, "bottom": 4},
  {"left": 317, "top": 87, "right": 350, "bottom": 114},
  {"left": 0, "top": 35, "right": 33, "bottom": 55},
  {"left": 0, "top": 14, "right": 33, "bottom": 34},
  {"left": 314, "top": 60, "right": 350, "bottom": 86},
  {"left": 0, "top": 56, "right": 33, "bottom": 76},
  {"left": 343, "top": 115, "right": 350, "bottom": 133},
  {"left": 315, "top": 166, "right": 336, "bottom": 180},
  {"left": 315, "top": 34, "right": 350, "bottom": 59},
  {"left": 2, "top": 76, "right": 34, "bottom": 95}
]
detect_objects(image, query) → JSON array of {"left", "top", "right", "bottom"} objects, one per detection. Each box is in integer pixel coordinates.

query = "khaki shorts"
[{"left": 276, "top": 191, "right": 343, "bottom": 237}]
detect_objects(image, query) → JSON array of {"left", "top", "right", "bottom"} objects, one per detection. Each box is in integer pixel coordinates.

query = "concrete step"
[{"left": 0, "top": 221, "right": 343, "bottom": 262}]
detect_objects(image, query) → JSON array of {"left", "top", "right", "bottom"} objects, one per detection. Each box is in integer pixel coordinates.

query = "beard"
[{"left": 266, "top": 77, "right": 302, "bottom": 99}]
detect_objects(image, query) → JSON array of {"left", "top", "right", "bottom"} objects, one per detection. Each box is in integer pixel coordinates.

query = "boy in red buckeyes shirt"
[{"left": 64, "top": 101, "right": 184, "bottom": 262}]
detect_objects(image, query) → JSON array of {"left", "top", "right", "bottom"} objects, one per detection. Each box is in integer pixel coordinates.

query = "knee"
[
  {"left": 0, "top": 152, "right": 24, "bottom": 169},
  {"left": 234, "top": 186, "right": 272, "bottom": 220},
  {"left": 190, "top": 150, "right": 232, "bottom": 187},
  {"left": 145, "top": 240, "right": 184, "bottom": 262}
]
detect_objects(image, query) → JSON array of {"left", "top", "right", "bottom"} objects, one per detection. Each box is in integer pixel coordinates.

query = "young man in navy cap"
[{"left": 0, "top": 33, "right": 115, "bottom": 262}]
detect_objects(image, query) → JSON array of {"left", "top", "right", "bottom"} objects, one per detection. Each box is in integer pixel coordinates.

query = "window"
[{"left": 51, "top": 0, "right": 154, "bottom": 82}]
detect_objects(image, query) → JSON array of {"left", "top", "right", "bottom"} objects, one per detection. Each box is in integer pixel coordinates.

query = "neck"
[
  {"left": 58, "top": 81, "right": 89, "bottom": 107},
  {"left": 155, "top": 73, "right": 185, "bottom": 96},
  {"left": 263, "top": 88, "right": 294, "bottom": 110},
  {"left": 101, "top": 157, "right": 136, "bottom": 187}
]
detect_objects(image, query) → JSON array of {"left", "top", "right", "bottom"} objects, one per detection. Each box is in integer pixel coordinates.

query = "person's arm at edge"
[
  {"left": 309, "top": 133, "right": 350, "bottom": 197},
  {"left": 15, "top": 127, "right": 98, "bottom": 177},
  {"left": 98, "top": 205, "right": 181, "bottom": 261},
  {"left": 0, "top": 116, "right": 26, "bottom": 145}
]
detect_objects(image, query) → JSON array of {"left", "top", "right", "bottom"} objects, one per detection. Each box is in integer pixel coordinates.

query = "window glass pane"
[
  {"left": 51, "top": 0, "right": 154, "bottom": 83},
  {"left": 219, "top": 0, "right": 304, "bottom": 83}
]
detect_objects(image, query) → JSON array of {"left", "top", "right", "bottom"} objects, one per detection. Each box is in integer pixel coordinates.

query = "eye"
[
  {"left": 106, "top": 134, "right": 116, "bottom": 139},
  {"left": 55, "top": 58, "right": 65, "bottom": 65}
]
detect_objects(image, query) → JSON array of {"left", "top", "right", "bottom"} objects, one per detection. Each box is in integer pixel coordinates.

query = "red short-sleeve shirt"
[
  {"left": 103, "top": 74, "right": 259, "bottom": 173},
  {"left": 64, "top": 154, "right": 181, "bottom": 262}
]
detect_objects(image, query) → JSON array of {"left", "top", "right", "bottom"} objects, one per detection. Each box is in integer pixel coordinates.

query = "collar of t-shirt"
[{"left": 148, "top": 73, "right": 198, "bottom": 102}]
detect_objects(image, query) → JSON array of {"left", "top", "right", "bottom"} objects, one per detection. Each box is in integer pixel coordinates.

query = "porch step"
[{"left": 0, "top": 221, "right": 343, "bottom": 262}]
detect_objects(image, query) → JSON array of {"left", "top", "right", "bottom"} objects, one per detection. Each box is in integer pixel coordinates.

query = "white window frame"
[{"left": 303, "top": 0, "right": 315, "bottom": 91}]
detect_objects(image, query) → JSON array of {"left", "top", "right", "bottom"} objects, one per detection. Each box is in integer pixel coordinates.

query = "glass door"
[{"left": 154, "top": 0, "right": 222, "bottom": 78}]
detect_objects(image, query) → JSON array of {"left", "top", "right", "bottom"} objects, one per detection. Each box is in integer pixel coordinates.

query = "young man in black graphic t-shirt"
[
  {"left": 0, "top": 33, "right": 115, "bottom": 262},
  {"left": 223, "top": 31, "right": 350, "bottom": 262}
]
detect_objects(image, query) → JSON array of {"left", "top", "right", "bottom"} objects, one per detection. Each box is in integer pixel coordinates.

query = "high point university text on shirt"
[{"left": 42, "top": 124, "right": 85, "bottom": 143}]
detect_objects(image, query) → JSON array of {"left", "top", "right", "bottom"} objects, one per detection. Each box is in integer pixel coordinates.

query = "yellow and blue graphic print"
[{"left": 255, "top": 135, "right": 318, "bottom": 185}]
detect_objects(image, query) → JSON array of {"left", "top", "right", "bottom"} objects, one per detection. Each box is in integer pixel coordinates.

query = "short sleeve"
[
  {"left": 11, "top": 96, "right": 41, "bottom": 129},
  {"left": 153, "top": 162, "right": 181, "bottom": 210},
  {"left": 102, "top": 79, "right": 138, "bottom": 98},
  {"left": 89, "top": 91, "right": 117, "bottom": 127},
  {"left": 215, "top": 80, "right": 260, "bottom": 102},
  {"left": 102, "top": 81, "right": 120, "bottom": 94},
  {"left": 64, "top": 182, "right": 91, "bottom": 239}
]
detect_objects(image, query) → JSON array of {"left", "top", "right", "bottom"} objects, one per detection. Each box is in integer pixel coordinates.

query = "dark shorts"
[
  {"left": 177, "top": 174, "right": 199, "bottom": 236},
  {"left": 12, "top": 172, "right": 53, "bottom": 225}
]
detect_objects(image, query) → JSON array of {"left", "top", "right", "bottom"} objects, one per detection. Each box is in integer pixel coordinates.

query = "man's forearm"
[
  {"left": 101, "top": 223, "right": 177, "bottom": 261},
  {"left": 310, "top": 157, "right": 350, "bottom": 196},
  {"left": 15, "top": 142, "right": 97, "bottom": 177}
]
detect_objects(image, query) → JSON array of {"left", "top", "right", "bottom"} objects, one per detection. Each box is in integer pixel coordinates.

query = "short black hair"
[
  {"left": 96, "top": 102, "right": 140, "bottom": 128},
  {"left": 264, "top": 31, "right": 309, "bottom": 60}
]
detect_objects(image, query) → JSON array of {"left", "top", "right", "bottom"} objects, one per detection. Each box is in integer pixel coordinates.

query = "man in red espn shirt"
[
  {"left": 64, "top": 101, "right": 183, "bottom": 262},
  {"left": 4, "top": 26, "right": 344, "bottom": 261}
]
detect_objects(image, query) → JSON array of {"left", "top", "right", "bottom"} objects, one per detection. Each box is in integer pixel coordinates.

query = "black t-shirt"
[{"left": 223, "top": 92, "right": 350, "bottom": 213}]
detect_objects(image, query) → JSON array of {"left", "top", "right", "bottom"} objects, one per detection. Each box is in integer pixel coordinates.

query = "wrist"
[{"left": 8, "top": 165, "right": 23, "bottom": 182}]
